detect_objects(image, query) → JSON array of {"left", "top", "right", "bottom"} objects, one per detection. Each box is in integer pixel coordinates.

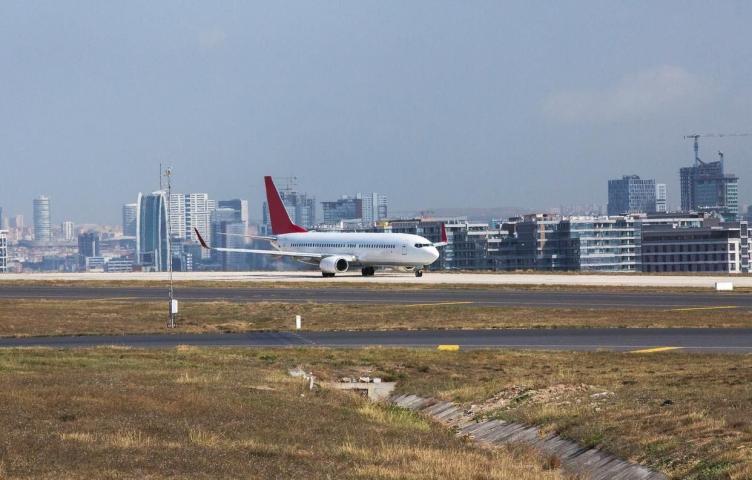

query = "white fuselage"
[{"left": 274, "top": 232, "right": 440, "bottom": 268}]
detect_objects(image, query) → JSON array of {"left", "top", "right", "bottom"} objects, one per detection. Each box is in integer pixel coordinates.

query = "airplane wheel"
[
  {"left": 322, "top": 272, "right": 335, "bottom": 278},
  {"left": 415, "top": 270, "right": 423, "bottom": 278},
  {"left": 361, "top": 267, "right": 375, "bottom": 276}
]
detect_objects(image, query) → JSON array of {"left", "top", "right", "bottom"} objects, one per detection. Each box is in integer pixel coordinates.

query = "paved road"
[
  {"left": 1, "top": 284, "right": 751, "bottom": 309},
  {"left": 1, "top": 328, "right": 750, "bottom": 352},
  {"left": 3, "top": 271, "right": 752, "bottom": 288}
]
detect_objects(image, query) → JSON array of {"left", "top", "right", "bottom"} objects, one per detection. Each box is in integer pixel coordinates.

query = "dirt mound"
[{"left": 468, "top": 383, "right": 594, "bottom": 416}]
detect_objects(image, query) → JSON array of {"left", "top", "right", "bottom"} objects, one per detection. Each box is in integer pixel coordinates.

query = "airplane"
[{"left": 194, "top": 176, "right": 446, "bottom": 277}]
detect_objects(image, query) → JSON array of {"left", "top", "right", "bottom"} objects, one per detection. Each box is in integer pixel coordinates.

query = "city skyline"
[{"left": 2, "top": 2, "right": 751, "bottom": 223}]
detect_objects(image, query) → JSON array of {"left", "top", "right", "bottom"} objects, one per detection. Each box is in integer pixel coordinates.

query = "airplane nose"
[{"left": 428, "top": 246, "right": 440, "bottom": 262}]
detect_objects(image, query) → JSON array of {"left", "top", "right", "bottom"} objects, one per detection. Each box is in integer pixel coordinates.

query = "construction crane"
[{"left": 684, "top": 133, "right": 752, "bottom": 166}]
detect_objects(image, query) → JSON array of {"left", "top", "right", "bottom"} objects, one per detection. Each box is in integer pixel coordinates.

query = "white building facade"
[
  {"left": 169, "top": 193, "right": 214, "bottom": 242},
  {"left": 360, "top": 192, "right": 388, "bottom": 224},
  {"left": 0, "top": 230, "right": 7, "bottom": 272}
]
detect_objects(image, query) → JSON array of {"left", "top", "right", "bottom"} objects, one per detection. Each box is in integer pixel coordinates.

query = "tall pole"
[{"left": 165, "top": 167, "right": 176, "bottom": 328}]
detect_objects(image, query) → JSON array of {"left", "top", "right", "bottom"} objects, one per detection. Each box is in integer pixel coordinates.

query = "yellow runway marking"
[
  {"left": 630, "top": 346, "right": 683, "bottom": 354},
  {"left": 669, "top": 306, "right": 738, "bottom": 312},
  {"left": 437, "top": 345, "right": 460, "bottom": 351},
  {"left": 403, "top": 301, "right": 474, "bottom": 307}
]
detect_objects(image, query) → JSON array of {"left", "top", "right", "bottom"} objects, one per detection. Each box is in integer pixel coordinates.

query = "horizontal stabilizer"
[{"left": 432, "top": 223, "right": 449, "bottom": 247}]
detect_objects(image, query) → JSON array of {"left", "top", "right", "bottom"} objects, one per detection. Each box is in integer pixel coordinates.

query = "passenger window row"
[{"left": 291, "top": 243, "right": 396, "bottom": 249}]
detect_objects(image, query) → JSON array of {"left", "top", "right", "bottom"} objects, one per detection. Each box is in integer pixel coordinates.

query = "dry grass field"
[
  {"left": 1, "top": 298, "right": 751, "bottom": 337},
  {"left": 1, "top": 347, "right": 750, "bottom": 479},
  {"left": 292, "top": 348, "right": 752, "bottom": 480},
  {"left": 0, "top": 347, "right": 565, "bottom": 480}
]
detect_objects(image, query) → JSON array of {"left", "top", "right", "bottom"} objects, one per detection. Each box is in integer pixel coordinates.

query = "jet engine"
[{"left": 320, "top": 256, "right": 349, "bottom": 274}]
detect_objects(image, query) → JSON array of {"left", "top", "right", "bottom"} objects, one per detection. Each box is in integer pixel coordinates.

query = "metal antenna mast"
[{"left": 164, "top": 166, "right": 177, "bottom": 328}]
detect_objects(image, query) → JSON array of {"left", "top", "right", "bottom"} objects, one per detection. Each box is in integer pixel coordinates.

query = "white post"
[{"left": 295, "top": 315, "right": 302, "bottom": 330}]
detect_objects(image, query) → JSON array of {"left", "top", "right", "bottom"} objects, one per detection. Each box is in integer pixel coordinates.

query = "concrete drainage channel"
[
  {"left": 391, "top": 394, "right": 667, "bottom": 480},
  {"left": 289, "top": 368, "right": 665, "bottom": 480},
  {"left": 289, "top": 367, "right": 397, "bottom": 401}
]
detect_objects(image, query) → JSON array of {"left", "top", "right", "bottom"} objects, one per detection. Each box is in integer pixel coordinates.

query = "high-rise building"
[
  {"left": 322, "top": 196, "right": 363, "bottom": 224},
  {"left": 137, "top": 191, "right": 170, "bottom": 271},
  {"left": 217, "top": 199, "right": 249, "bottom": 228},
  {"left": 0, "top": 230, "right": 7, "bottom": 273},
  {"left": 222, "top": 222, "right": 247, "bottom": 271},
  {"left": 77, "top": 231, "right": 101, "bottom": 268},
  {"left": 169, "top": 193, "right": 213, "bottom": 241},
  {"left": 11, "top": 215, "right": 23, "bottom": 230},
  {"left": 607, "top": 176, "right": 656, "bottom": 216},
  {"left": 655, "top": 184, "right": 668, "bottom": 213},
  {"left": 262, "top": 189, "right": 315, "bottom": 232},
  {"left": 210, "top": 207, "right": 241, "bottom": 247},
  {"left": 210, "top": 207, "right": 246, "bottom": 269},
  {"left": 61, "top": 221, "right": 75, "bottom": 241},
  {"left": 360, "top": 193, "right": 388, "bottom": 224},
  {"left": 680, "top": 155, "right": 739, "bottom": 220},
  {"left": 122, "top": 203, "right": 138, "bottom": 237},
  {"left": 33, "top": 195, "right": 51, "bottom": 243},
  {"left": 0, "top": 207, "right": 4, "bottom": 230}
]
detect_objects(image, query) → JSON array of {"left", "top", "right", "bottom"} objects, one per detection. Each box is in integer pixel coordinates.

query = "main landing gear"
[
  {"left": 322, "top": 272, "right": 335, "bottom": 278},
  {"left": 415, "top": 269, "right": 423, "bottom": 278},
  {"left": 361, "top": 267, "right": 376, "bottom": 277}
]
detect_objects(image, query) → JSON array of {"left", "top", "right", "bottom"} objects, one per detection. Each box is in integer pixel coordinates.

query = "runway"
[
  {"left": 1, "top": 328, "right": 750, "bottom": 352},
  {"left": 1, "top": 284, "right": 752, "bottom": 309},
  {"left": 3, "top": 270, "right": 752, "bottom": 288}
]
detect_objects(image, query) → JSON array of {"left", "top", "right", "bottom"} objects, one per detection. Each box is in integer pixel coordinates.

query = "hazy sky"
[{"left": 2, "top": 1, "right": 751, "bottom": 223}]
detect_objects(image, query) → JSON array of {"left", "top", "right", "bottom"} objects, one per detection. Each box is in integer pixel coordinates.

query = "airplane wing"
[
  {"left": 216, "top": 232, "right": 277, "bottom": 242},
  {"left": 194, "top": 228, "right": 351, "bottom": 261},
  {"left": 211, "top": 246, "right": 327, "bottom": 259}
]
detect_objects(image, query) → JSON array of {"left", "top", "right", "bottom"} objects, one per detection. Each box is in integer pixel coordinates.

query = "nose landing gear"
[{"left": 415, "top": 269, "right": 423, "bottom": 278}]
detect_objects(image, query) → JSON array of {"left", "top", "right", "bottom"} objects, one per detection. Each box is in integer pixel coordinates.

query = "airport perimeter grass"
[
  {"left": 0, "top": 347, "right": 565, "bottom": 480},
  {"left": 0, "top": 298, "right": 751, "bottom": 337},
  {"left": 296, "top": 348, "right": 752, "bottom": 480},
  {"left": 1, "top": 348, "right": 751, "bottom": 479}
]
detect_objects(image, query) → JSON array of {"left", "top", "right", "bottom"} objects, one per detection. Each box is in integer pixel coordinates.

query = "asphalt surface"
[
  {"left": 6, "top": 271, "right": 752, "bottom": 288},
  {"left": 1, "top": 328, "right": 750, "bottom": 352},
  {"left": 2, "top": 285, "right": 752, "bottom": 309}
]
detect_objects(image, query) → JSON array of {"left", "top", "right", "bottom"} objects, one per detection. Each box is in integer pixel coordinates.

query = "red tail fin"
[
  {"left": 440, "top": 223, "right": 447, "bottom": 243},
  {"left": 264, "top": 176, "right": 308, "bottom": 235}
]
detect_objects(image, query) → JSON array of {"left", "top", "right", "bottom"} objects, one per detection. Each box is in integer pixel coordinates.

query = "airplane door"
[{"left": 402, "top": 244, "right": 407, "bottom": 255}]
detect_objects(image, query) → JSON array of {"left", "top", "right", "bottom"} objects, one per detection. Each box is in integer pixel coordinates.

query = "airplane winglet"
[{"left": 194, "top": 228, "right": 210, "bottom": 249}]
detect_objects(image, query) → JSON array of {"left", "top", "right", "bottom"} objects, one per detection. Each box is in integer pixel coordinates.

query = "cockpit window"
[{"left": 414, "top": 243, "right": 432, "bottom": 248}]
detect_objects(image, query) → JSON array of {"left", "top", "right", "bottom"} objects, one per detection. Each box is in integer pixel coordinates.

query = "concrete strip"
[{"left": 391, "top": 394, "right": 667, "bottom": 480}]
